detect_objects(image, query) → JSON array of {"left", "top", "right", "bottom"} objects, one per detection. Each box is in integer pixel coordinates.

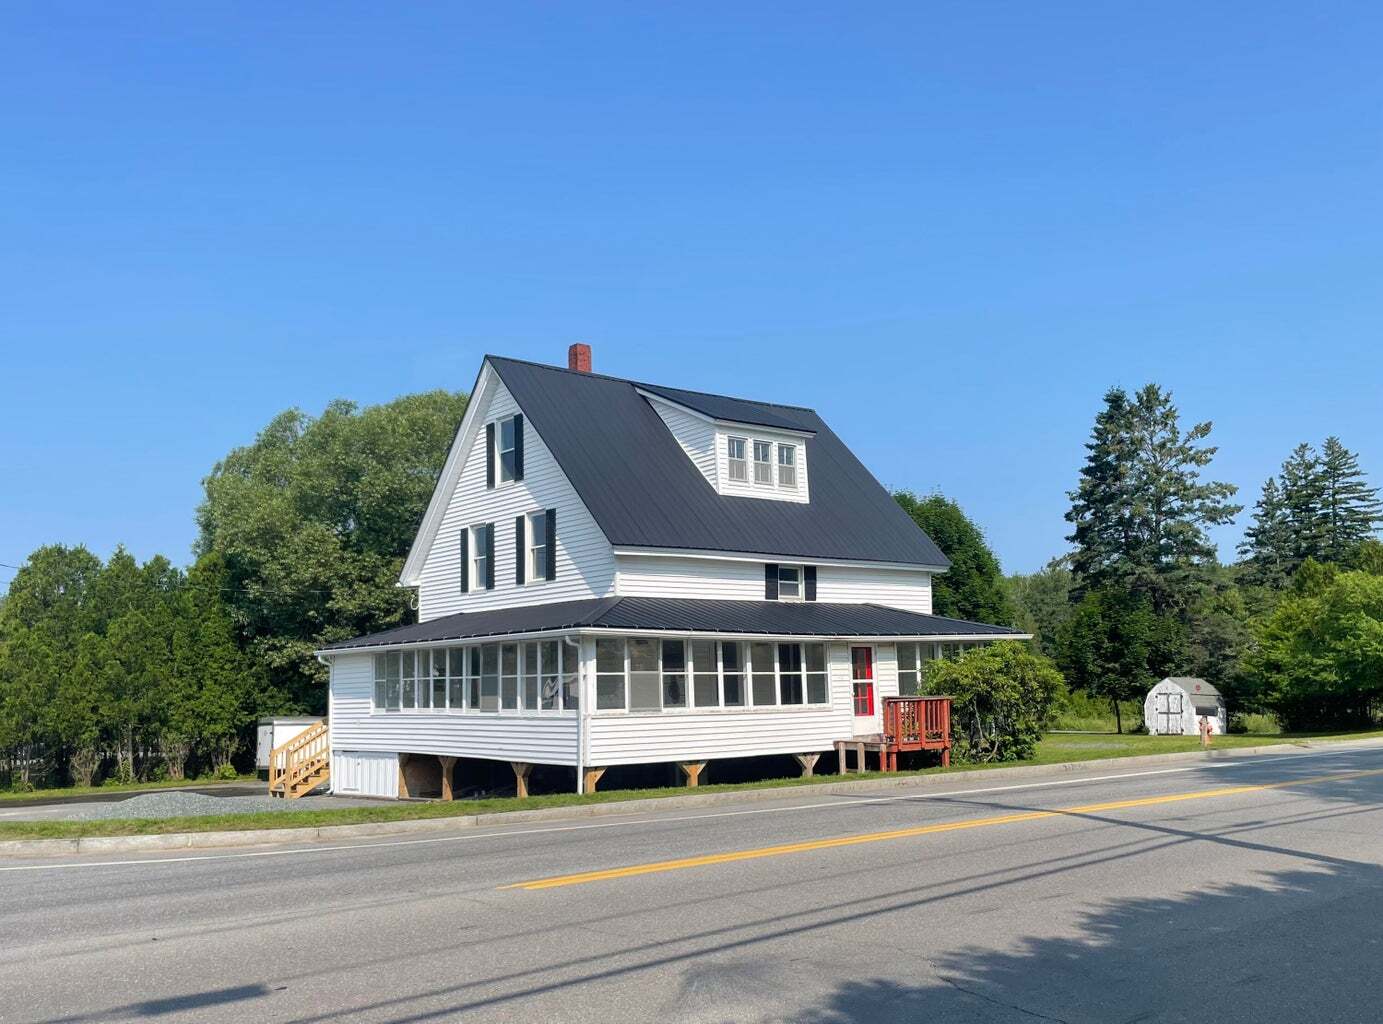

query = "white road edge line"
[{"left": 1, "top": 745, "right": 1375, "bottom": 873}]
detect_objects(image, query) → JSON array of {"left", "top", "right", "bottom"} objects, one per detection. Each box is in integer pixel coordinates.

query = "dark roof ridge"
[{"left": 484, "top": 354, "right": 820, "bottom": 417}]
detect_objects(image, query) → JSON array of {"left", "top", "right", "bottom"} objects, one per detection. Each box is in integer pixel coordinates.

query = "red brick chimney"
[{"left": 568, "top": 343, "right": 592, "bottom": 373}]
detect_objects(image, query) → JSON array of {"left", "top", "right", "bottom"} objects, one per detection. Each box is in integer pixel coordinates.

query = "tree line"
[
  {"left": 900, "top": 385, "right": 1383, "bottom": 734},
  {"left": 0, "top": 391, "right": 468, "bottom": 789},
  {"left": 2, "top": 377, "right": 1378, "bottom": 788}
]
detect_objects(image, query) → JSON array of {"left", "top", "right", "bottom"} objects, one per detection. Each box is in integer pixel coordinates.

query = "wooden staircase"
[{"left": 268, "top": 719, "right": 330, "bottom": 799}]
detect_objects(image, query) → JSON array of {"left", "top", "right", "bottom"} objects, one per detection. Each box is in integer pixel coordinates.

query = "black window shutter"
[
  {"left": 484, "top": 524, "right": 495, "bottom": 590},
  {"left": 513, "top": 414, "right": 524, "bottom": 481},
  {"left": 804, "top": 565, "right": 817, "bottom": 601},
  {"left": 765, "top": 563, "right": 779, "bottom": 600},
  {"left": 545, "top": 508, "right": 557, "bottom": 581},
  {"left": 485, "top": 423, "right": 496, "bottom": 489},
  {"left": 515, "top": 515, "right": 526, "bottom": 586},
  {"left": 459, "top": 529, "right": 469, "bottom": 593}
]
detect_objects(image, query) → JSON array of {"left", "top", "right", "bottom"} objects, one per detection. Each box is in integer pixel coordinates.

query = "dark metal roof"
[
  {"left": 321, "top": 597, "right": 1024, "bottom": 651},
  {"left": 486, "top": 357, "right": 950, "bottom": 567}
]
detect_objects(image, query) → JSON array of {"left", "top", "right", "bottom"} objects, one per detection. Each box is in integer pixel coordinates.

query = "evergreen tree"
[
  {"left": 1237, "top": 477, "right": 1293, "bottom": 587},
  {"left": 1066, "top": 384, "right": 1240, "bottom": 614},
  {"left": 1319, "top": 436, "right": 1382, "bottom": 562},
  {"left": 1279, "top": 442, "right": 1328, "bottom": 568}
]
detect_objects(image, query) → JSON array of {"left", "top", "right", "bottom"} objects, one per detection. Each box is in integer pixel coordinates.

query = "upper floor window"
[
  {"left": 777, "top": 444, "right": 797, "bottom": 487},
  {"left": 527, "top": 510, "right": 549, "bottom": 581},
  {"left": 497, "top": 416, "right": 519, "bottom": 482},
  {"left": 727, "top": 437, "right": 747, "bottom": 482},
  {"left": 753, "top": 440, "right": 773, "bottom": 484},
  {"left": 777, "top": 564, "right": 801, "bottom": 600},
  {"left": 469, "top": 523, "right": 492, "bottom": 591}
]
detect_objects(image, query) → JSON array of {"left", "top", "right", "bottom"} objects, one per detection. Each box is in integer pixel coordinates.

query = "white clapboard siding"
[
  {"left": 615, "top": 555, "right": 764, "bottom": 600},
  {"left": 416, "top": 378, "right": 616, "bottom": 622},
  {"left": 647, "top": 397, "right": 718, "bottom": 487},
  {"left": 586, "top": 642, "right": 895, "bottom": 764},
  {"left": 327, "top": 652, "right": 580, "bottom": 766},
  {"left": 332, "top": 750, "right": 400, "bottom": 799},
  {"left": 816, "top": 567, "right": 933, "bottom": 614},
  {"left": 616, "top": 555, "right": 932, "bottom": 612}
]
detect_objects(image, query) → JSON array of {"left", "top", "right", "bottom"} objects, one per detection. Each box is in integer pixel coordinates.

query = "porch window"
[
  {"left": 897, "top": 642, "right": 939, "bottom": 695},
  {"left": 662, "top": 639, "right": 687, "bottom": 708},
  {"left": 540, "top": 640, "right": 561, "bottom": 711},
  {"left": 500, "top": 644, "right": 519, "bottom": 710},
  {"left": 448, "top": 648, "right": 466, "bottom": 708},
  {"left": 750, "top": 642, "right": 777, "bottom": 705},
  {"left": 479, "top": 645, "right": 500, "bottom": 711},
  {"left": 522, "top": 642, "right": 540, "bottom": 710},
  {"left": 778, "top": 643, "right": 804, "bottom": 704},
  {"left": 596, "top": 638, "right": 626, "bottom": 710},
  {"left": 722, "top": 641, "right": 745, "bottom": 706},
  {"left": 416, "top": 650, "right": 432, "bottom": 708},
  {"left": 561, "top": 644, "right": 579, "bottom": 711},
  {"left": 373, "top": 652, "right": 403, "bottom": 711},
  {"left": 692, "top": 640, "right": 719, "bottom": 707},
  {"left": 628, "top": 638, "right": 661, "bottom": 711},
  {"left": 806, "top": 643, "right": 828, "bottom": 703},
  {"left": 727, "top": 437, "right": 748, "bottom": 482},
  {"left": 401, "top": 651, "right": 417, "bottom": 709}
]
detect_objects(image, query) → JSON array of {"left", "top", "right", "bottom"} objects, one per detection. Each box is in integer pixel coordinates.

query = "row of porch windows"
[
  {"left": 895, "top": 640, "right": 991, "bottom": 694},
  {"left": 594, "top": 638, "right": 829, "bottom": 712},
  {"left": 372, "top": 642, "right": 578, "bottom": 713}
]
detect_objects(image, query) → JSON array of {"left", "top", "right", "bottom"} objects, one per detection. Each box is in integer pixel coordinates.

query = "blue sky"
[{"left": 3, "top": 3, "right": 1381, "bottom": 584}]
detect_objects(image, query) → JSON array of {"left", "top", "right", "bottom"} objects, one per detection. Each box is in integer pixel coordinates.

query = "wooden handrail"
[
  {"left": 268, "top": 719, "right": 328, "bottom": 797},
  {"left": 883, "top": 696, "right": 951, "bottom": 745}
]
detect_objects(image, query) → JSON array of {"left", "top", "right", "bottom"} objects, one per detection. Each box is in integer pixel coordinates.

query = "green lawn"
[
  {"left": 0, "top": 773, "right": 259, "bottom": 803},
  {"left": 2, "top": 730, "right": 1379, "bottom": 842}
]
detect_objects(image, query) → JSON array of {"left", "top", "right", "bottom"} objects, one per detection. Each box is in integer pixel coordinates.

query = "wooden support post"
[
  {"left": 511, "top": 761, "right": 533, "bottom": 799},
  {"left": 941, "top": 747, "right": 951, "bottom": 768},
  {"left": 397, "top": 753, "right": 411, "bottom": 800},
  {"left": 583, "top": 766, "right": 606, "bottom": 793},
  {"left": 835, "top": 740, "right": 847, "bottom": 775},
  {"left": 792, "top": 752, "right": 821, "bottom": 778},
  {"left": 678, "top": 761, "right": 707, "bottom": 788},
  {"left": 438, "top": 756, "right": 457, "bottom": 801}
]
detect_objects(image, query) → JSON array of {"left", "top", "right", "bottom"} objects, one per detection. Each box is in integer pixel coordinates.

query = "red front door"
[{"left": 851, "top": 646, "right": 875, "bottom": 717}]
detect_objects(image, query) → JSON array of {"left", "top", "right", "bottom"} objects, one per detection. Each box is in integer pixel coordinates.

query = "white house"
[
  {"left": 311, "top": 345, "right": 1026, "bottom": 800},
  {"left": 1144, "top": 677, "right": 1227, "bottom": 736}
]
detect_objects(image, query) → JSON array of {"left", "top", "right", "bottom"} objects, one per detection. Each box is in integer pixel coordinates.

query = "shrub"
[
  {"left": 213, "top": 762, "right": 240, "bottom": 781},
  {"left": 921, "top": 641, "right": 1065, "bottom": 763}
]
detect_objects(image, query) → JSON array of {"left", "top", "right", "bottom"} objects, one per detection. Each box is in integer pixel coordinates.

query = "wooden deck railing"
[
  {"left": 881, "top": 696, "right": 952, "bottom": 768},
  {"left": 267, "top": 719, "right": 330, "bottom": 798}
]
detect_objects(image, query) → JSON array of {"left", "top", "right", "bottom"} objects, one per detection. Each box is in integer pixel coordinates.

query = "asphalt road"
[{"left": 3, "top": 743, "right": 1383, "bottom": 1024}]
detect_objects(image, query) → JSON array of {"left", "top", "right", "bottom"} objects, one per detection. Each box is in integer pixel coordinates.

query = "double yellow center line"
[{"left": 503, "top": 766, "right": 1383, "bottom": 891}]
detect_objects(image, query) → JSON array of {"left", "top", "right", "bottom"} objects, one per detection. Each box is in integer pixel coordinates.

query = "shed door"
[{"left": 1157, "top": 691, "right": 1184, "bottom": 734}]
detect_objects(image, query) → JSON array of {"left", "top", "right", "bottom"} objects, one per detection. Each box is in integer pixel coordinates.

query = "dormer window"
[
  {"left": 727, "top": 437, "right": 748, "bottom": 482},
  {"left": 777, "top": 444, "right": 797, "bottom": 488},
  {"left": 753, "top": 441, "right": 773, "bottom": 485}
]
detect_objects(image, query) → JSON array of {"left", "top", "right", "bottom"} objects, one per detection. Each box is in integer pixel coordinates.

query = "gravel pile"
[{"left": 65, "top": 791, "right": 307, "bottom": 821}]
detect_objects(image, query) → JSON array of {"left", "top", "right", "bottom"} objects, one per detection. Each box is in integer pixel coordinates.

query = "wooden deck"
[{"left": 835, "top": 696, "right": 952, "bottom": 773}]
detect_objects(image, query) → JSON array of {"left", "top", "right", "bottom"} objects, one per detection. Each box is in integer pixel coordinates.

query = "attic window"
[
  {"left": 753, "top": 441, "right": 773, "bottom": 484},
  {"left": 727, "top": 437, "right": 747, "bottom": 482},
  {"left": 777, "top": 444, "right": 797, "bottom": 487},
  {"left": 497, "top": 417, "right": 519, "bottom": 482}
]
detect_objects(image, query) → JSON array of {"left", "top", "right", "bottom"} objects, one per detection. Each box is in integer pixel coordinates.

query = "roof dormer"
[{"left": 641, "top": 390, "right": 811, "bottom": 503}]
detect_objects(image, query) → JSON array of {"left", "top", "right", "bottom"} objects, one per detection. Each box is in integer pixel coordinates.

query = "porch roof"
[{"left": 319, "top": 597, "right": 1026, "bottom": 652}]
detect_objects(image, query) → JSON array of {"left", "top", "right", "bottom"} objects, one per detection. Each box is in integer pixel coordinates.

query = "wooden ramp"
[{"left": 267, "top": 719, "right": 330, "bottom": 798}]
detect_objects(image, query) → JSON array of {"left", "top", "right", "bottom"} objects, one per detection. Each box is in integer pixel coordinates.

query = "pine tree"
[
  {"left": 1319, "top": 436, "right": 1382, "bottom": 563},
  {"left": 1238, "top": 477, "right": 1293, "bottom": 587},
  {"left": 1279, "top": 442, "right": 1328, "bottom": 568},
  {"left": 1066, "top": 384, "right": 1240, "bottom": 614}
]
